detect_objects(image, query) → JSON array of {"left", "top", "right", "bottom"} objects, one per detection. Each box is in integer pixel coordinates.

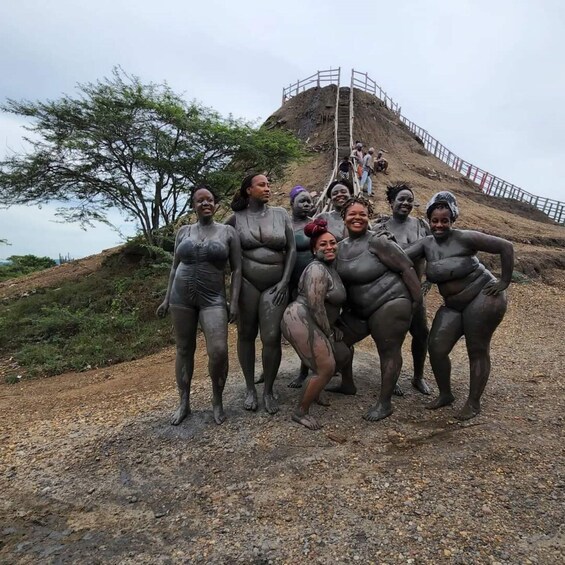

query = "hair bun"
[{"left": 304, "top": 218, "right": 328, "bottom": 238}]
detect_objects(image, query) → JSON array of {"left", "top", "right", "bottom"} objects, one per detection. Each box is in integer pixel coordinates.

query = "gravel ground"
[{"left": 1, "top": 280, "right": 564, "bottom": 564}]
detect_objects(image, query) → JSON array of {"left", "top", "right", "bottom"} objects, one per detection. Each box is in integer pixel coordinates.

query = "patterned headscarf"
[{"left": 426, "top": 191, "right": 459, "bottom": 221}]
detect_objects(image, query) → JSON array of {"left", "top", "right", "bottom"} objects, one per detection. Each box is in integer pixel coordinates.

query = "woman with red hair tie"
[{"left": 281, "top": 219, "right": 350, "bottom": 430}]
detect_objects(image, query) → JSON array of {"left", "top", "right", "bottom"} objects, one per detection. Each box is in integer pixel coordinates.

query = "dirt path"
[{"left": 1, "top": 281, "right": 564, "bottom": 564}]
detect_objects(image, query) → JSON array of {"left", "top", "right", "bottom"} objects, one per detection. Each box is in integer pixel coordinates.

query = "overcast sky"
[{"left": 1, "top": 0, "right": 564, "bottom": 259}]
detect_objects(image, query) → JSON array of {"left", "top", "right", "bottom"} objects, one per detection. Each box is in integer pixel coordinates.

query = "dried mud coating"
[
  {"left": 374, "top": 196, "right": 432, "bottom": 396},
  {"left": 227, "top": 201, "right": 296, "bottom": 415},
  {"left": 316, "top": 210, "right": 346, "bottom": 242},
  {"left": 332, "top": 227, "right": 421, "bottom": 421},
  {"left": 282, "top": 256, "right": 348, "bottom": 430},
  {"left": 406, "top": 213, "right": 514, "bottom": 420},
  {"left": 157, "top": 189, "right": 242, "bottom": 425}
]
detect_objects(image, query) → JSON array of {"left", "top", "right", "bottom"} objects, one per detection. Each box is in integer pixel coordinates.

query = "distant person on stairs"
[
  {"left": 351, "top": 142, "right": 364, "bottom": 179},
  {"left": 360, "top": 147, "right": 375, "bottom": 196},
  {"left": 337, "top": 155, "right": 354, "bottom": 181}
]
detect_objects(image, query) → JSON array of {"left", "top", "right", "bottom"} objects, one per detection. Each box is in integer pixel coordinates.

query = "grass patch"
[{"left": 0, "top": 246, "right": 175, "bottom": 379}]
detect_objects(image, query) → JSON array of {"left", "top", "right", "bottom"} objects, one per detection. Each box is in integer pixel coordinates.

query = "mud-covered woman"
[
  {"left": 157, "top": 187, "right": 242, "bottom": 425},
  {"left": 315, "top": 179, "right": 354, "bottom": 242},
  {"left": 287, "top": 185, "right": 315, "bottom": 388},
  {"left": 329, "top": 196, "right": 422, "bottom": 421},
  {"left": 373, "top": 182, "right": 431, "bottom": 396},
  {"left": 281, "top": 219, "right": 350, "bottom": 430},
  {"left": 226, "top": 173, "right": 296, "bottom": 414},
  {"left": 405, "top": 191, "right": 514, "bottom": 420}
]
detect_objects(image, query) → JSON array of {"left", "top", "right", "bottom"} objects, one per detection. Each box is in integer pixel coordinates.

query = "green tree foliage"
[
  {"left": 0, "top": 254, "right": 56, "bottom": 281},
  {"left": 0, "top": 68, "right": 302, "bottom": 244}
]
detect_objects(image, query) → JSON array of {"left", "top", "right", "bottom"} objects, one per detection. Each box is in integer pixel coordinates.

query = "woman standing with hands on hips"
[
  {"left": 226, "top": 173, "right": 296, "bottom": 414},
  {"left": 157, "top": 187, "right": 242, "bottom": 425}
]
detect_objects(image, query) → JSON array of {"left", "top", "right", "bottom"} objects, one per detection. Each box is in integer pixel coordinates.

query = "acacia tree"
[{"left": 0, "top": 69, "right": 302, "bottom": 244}]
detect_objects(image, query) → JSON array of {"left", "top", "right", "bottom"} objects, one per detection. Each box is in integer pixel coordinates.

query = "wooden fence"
[
  {"left": 282, "top": 68, "right": 341, "bottom": 104},
  {"left": 350, "top": 69, "right": 565, "bottom": 225}
]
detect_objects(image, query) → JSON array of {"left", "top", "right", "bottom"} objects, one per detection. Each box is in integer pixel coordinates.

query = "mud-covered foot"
[
  {"left": 244, "top": 389, "right": 258, "bottom": 411},
  {"left": 255, "top": 373, "right": 264, "bottom": 384},
  {"left": 393, "top": 384, "right": 404, "bottom": 397},
  {"left": 363, "top": 402, "right": 393, "bottom": 422},
  {"left": 264, "top": 393, "right": 279, "bottom": 415},
  {"left": 292, "top": 411, "right": 322, "bottom": 430},
  {"left": 170, "top": 403, "right": 190, "bottom": 426},
  {"left": 326, "top": 381, "right": 357, "bottom": 395},
  {"left": 455, "top": 400, "right": 480, "bottom": 421},
  {"left": 412, "top": 377, "right": 431, "bottom": 395},
  {"left": 213, "top": 404, "right": 226, "bottom": 425},
  {"left": 316, "top": 393, "right": 331, "bottom": 407},
  {"left": 426, "top": 393, "right": 455, "bottom": 410},
  {"left": 288, "top": 374, "right": 306, "bottom": 388}
]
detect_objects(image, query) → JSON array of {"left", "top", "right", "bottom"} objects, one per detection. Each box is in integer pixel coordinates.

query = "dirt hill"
[{"left": 1, "top": 84, "right": 564, "bottom": 563}]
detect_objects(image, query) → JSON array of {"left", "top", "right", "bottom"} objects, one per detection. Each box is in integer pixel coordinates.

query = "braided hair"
[{"left": 340, "top": 195, "right": 374, "bottom": 219}]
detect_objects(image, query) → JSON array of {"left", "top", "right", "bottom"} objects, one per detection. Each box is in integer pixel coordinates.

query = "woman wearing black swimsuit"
[
  {"left": 226, "top": 174, "right": 296, "bottom": 414},
  {"left": 157, "top": 187, "right": 242, "bottom": 425},
  {"left": 406, "top": 191, "right": 514, "bottom": 420}
]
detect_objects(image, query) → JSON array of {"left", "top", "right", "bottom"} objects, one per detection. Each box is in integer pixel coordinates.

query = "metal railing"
[
  {"left": 282, "top": 68, "right": 341, "bottom": 104},
  {"left": 350, "top": 68, "right": 565, "bottom": 225}
]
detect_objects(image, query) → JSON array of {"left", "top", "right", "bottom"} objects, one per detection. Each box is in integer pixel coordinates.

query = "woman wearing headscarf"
[{"left": 406, "top": 191, "right": 514, "bottom": 420}]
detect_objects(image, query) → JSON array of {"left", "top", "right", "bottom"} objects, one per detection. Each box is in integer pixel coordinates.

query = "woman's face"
[
  {"left": 193, "top": 188, "right": 216, "bottom": 219},
  {"left": 429, "top": 207, "right": 453, "bottom": 240},
  {"left": 292, "top": 191, "right": 313, "bottom": 219},
  {"left": 314, "top": 232, "right": 338, "bottom": 263},
  {"left": 330, "top": 184, "right": 351, "bottom": 210},
  {"left": 391, "top": 189, "right": 414, "bottom": 218},
  {"left": 246, "top": 175, "right": 271, "bottom": 203},
  {"left": 344, "top": 203, "right": 369, "bottom": 235}
]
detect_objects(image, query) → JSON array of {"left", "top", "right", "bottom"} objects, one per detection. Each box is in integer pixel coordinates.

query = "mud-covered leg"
[
  {"left": 457, "top": 292, "right": 507, "bottom": 420},
  {"left": 170, "top": 307, "right": 199, "bottom": 425},
  {"left": 288, "top": 362, "right": 309, "bottom": 388},
  {"left": 365, "top": 298, "right": 412, "bottom": 422},
  {"left": 259, "top": 286, "right": 288, "bottom": 414},
  {"left": 427, "top": 306, "right": 462, "bottom": 410},
  {"left": 238, "top": 278, "right": 260, "bottom": 411},
  {"left": 410, "top": 301, "right": 431, "bottom": 395},
  {"left": 200, "top": 307, "right": 229, "bottom": 424}
]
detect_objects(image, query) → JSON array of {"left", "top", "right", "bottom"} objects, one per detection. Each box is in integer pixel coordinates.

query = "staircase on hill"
[
  {"left": 281, "top": 69, "right": 565, "bottom": 225},
  {"left": 336, "top": 87, "right": 351, "bottom": 161}
]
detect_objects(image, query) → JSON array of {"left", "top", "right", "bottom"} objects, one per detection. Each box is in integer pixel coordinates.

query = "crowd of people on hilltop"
[
  {"left": 157, "top": 173, "right": 514, "bottom": 431},
  {"left": 337, "top": 141, "right": 389, "bottom": 196}
]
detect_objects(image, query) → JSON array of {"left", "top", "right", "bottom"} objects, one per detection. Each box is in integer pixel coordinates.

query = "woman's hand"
[
  {"left": 483, "top": 279, "right": 508, "bottom": 296},
  {"left": 228, "top": 302, "right": 239, "bottom": 324},
  {"left": 156, "top": 300, "right": 169, "bottom": 318},
  {"left": 269, "top": 282, "right": 288, "bottom": 306}
]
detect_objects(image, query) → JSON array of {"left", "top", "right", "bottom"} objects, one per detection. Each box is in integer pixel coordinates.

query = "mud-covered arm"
[
  {"left": 225, "top": 214, "right": 236, "bottom": 227},
  {"left": 269, "top": 211, "right": 297, "bottom": 306},
  {"left": 463, "top": 230, "right": 515, "bottom": 294},
  {"left": 156, "top": 226, "right": 186, "bottom": 317},
  {"left": 404, "top": 238, "right": 426, "bottom": 262},
  {"left": 371, "top": 234, "right": 422, "bottom": 305},
  {"left": 303, "top": 263, "right": 332, "bottom": 337},
  {"left": 227, "top": 226, "right": 242, "bottom": 323}
]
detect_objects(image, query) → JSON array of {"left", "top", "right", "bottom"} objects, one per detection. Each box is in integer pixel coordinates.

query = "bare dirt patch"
[{"left": 1, "top": 282, "right": 564, "bottom": 563}]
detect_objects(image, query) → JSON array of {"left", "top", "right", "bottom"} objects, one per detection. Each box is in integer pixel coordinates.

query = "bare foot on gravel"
[
  {"left": 326, "top": 381, "right": 357, "bottom": 395},
  {"left": 244, "top": 389, "right": 258, "bottom": 411},
  {"left": 171, "top": 403, "right": 190, "bottom": 426},
  {"left": 213, "top": 404, "right": 226, "bottom": 425},
  {"left": 426, "top": 393, "right": 455, "bottom": 410},
  {"left": 292, "top": 412, "right": 322, "bottom": 430},
  {"left": 455, "top": 400, "right": 481, "bottom": 421},
  {"left": 363, "top": 402, "right": 393, "bottom": 422},
  {"left": 264, "top": 393, "right": 279, "bottom": 414},
  {"left": 412, "top": 377, "right": 431, "bottom": 395}
]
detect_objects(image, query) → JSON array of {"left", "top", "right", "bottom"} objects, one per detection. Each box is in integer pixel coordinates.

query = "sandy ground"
[{"left": 1, "top": 279, "right": 564, "bottom": 564}]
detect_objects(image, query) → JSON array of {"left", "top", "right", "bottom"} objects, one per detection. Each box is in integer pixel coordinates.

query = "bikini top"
[{"left": 234, "top": 207, "right": 288, "bottom": 251}]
